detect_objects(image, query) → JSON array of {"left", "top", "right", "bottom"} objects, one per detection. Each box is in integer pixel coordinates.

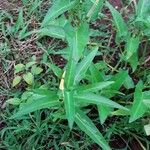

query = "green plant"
[{"left": 1, "top": 0, "right": 150, "bottom": 149}]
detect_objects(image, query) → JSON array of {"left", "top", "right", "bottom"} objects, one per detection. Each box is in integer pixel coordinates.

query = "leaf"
[
  {"left": 12, "top": 76, "right": 22, "bottom": 87},
  {"left": 74, "top": 22, "right": 89, "bottom": 60},
  {"left": 102, "top": 70, "right": 128, "bottom": 97},
  {"left": 89, "top": 62, "right": 104, "bottom": 83},
  {"left": 14, "top": 64, "right": 25, "bottom": 74},
  {"left": 64, "top": 22, "right": 89, "bottom": 61},
  {"left": 129, "top": 81, "right": 147, "bottom": 123},
  {"left": 98, "top": 105, "right": 112, "bottom": 124},
  {"left": 106, "top": 1, "right": 128, "bottom": 39},
  {"left": 41, "top": 0, "right": 78, "bottom": 27},
  {"left": 136, "top": 0, "right": 150, "bottom": 18},
  {"left": 6, "top": 98, "right": 20, "bottom": 105},
  {"left": 76, "top": 81, "right": 114, "bottom": 93},
  {"left": 125, "top": 35, "right": 140, "bottom": 60},
  {"left": 64, "top": 91, "right": 75, "bottom": 129},
  {"left": 74, "top": 47, "right": 98, "bottom": 84},
  {"left": 64, "top": 23, "right": 77, "bottom": 89},
  {"left": 111, "top": 109, "right": 130, "bottom": 116},
  {"left": 25, "top": 62, "right": 36, "bottom": 69},
  {"left": 45, "top": 63, "right": 63, "bottom": 78},
  {"left": 14, "top": 8, "right": 24, "bottom": 33},
  {"left": 85, "top": 0, "right": 104, "bottom": 21},
  {"left": 32, "top": 66, "right": 43, "bottom": 75},
  {"left": 10, "top": 90, "right": 60, "bottom": 119},
  {"left": 99, "top": 70, "right": 128, "bottom": 123},
  {"left": 75, "top": 92, "right": 128, "bottom": 110},
  {"left": 21, "top": 25, "right": 65, "bottom": 39},
  {"left": 144, "top": 124, "right": 150, "bottom": 136},
  {"left": 128, "top": 53, "right": 139, "bottom": 72},
  {"left": 124, "top": 73, "right": 134, "bottom": 89},
  {"left": 23, "top": 72, "right": 34, "bottom": 85},
  {"left": 143, "top": 91, "right": 150, "bottom": 108},
  {"left": 75, "top": 109, "right": 111, "bottom": 150}
]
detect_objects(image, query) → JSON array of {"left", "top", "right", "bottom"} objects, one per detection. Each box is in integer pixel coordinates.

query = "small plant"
[{"left": 12, "top": 56, "right": 43, "bottom": 87}]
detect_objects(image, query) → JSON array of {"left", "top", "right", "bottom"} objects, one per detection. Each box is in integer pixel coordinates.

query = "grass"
[{"left": 0, "top": 0, "right": 150, "bottom": 149}]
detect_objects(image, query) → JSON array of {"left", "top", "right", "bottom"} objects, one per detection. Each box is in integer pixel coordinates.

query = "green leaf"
[
  {"left": 25, "top": 62, "right": 36, "bottom": 69},
  {"left": 106, "top": 1, "right": 128, "bottom": 39},
  {"left": 41, "top": 0, "right": 78, "bottom": 27},
  {"left": 125, "top": 35, "right": 140, "bottom": 60},
  {"left": 6, "top": 98, "right": 20, "bottom": 105},
  {"left": 128, "top": 53, "right": 139, "bottom": 72},
  {"left": 21, "top": 25, "right": 65, "bottom": 39},
  {"left": 64, "top": 23, "right": 77, "bottom": 89},
  {"left": 144, "top": 124, "right": 150, "bottom": 136},
  {"left": 75, "top": 92, "right": 128, "bottom": 110},
  {"left": 45, "top": 63, "right": 63, "bottom": 78},
  {"left": 10, "top": 90, "right": 60, "bottom": 119},
  {"left": 64, "top": 91, "right": 75, "bottom": 129},
  {"left": 124, "top": 73, "right": 134, "bottom": 89},
  {"left": 75, "top": 109, "right": 111, "bottom": 150},
  {"left": 143, "top": 91, "right": 150, "bottom": 108},
  {"left": 74, "top": 22, "right": 89, "bottom": 60},
  {"left": 14, "top": 64, "right": 25, "bottom": 74},
  {"left": 99, "top": 71, "right": 128, "bottom": 123},
  {"left": 129, "top": 81, "right": 147, "bottom": 123},
  {"left": 64, "top": 22, "right": 89, "bottom": 61},
  {"left": 75, "top": 47, "right": 98, "bottom": 84},
  {"left": 85, "top": 0, "right": 104, "bottom": 21},
  {"left": 98, "top": 105, "right": 112, "bottom": 124},
  {"left": 89, "top": 62, "right": 104, "bottom": 83},
  {"left": 136, "top": 0, "right": 150, "bottom": 19},
  {"left": 111, "top": 108, "right": 130, "bottom": 116},
  {"left": 32, "top": 66, "right": 43, "bottom": 75},
  {"left": 76, "top": 81, "right": 114, "bottom": 93},
  {"left": 14, "top": 8, "right": 24, "bottom": 33},
  {"left": 23, "top": 72, "right": 34, "bottom": 85},
  {"left": 102, "top": 70, "right": 128, "bottom": 97},
  {"left": 12, "top": 76, "right": 22, "bottom": 87}
]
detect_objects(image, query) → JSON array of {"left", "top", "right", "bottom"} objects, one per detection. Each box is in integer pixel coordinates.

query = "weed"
[{"left": 0, "top": 0, "right": 150, "bottom": 149}]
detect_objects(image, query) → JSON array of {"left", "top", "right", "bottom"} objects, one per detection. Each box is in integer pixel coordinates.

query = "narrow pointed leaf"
[
  {"left": 74, "top": 22, "right": 89, "bottom": 59},
  {"left": 129, "top": 81, "right": 147, "bottom": 123},
  {"left": 136, "top": 0, "right": 150, "bottom": 18},
  {"left": 64, "top": 91, "right": 75, "bottom": 129},
  {"left": 125, "top": 35, "right": 140, "bottom": 60},
  {"left": 99, "top": 70, "right": 128, "bottom": 123},
  {"left": 21, "top": 25, "right": 65, "bottom": 39},
  {"left": 98, "top": 105, "right": 112, "bottom": 124},
  {"left": 75, "top": 92, "right": 128, "bottom": 110},
  {"left": 41, "top": 0, "right": 78, "bottom": 27},
  {"left": 143, "top": 91, "right": 150, "bottom": 108},
  {"left": 76, "top": 81, "right": 114, "bottom": 93},
  {"left": 75, "top": 109, "right": 111, "bottom": 150},
  {"left": 106, "top": 1, "right": 128, "bottom": 38},
  {"left": 75, "top": 47, "right": 98, "bottom": 83},
  {"left": 10, "top": 90, "right": 60, "bottom": 119}
]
